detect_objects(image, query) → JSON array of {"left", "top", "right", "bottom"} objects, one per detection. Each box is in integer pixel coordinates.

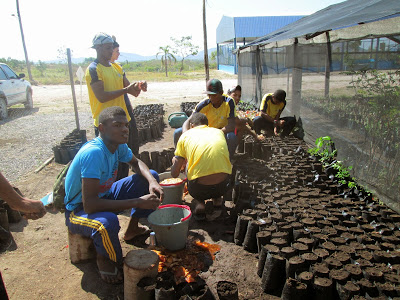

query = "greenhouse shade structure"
[
  {"left": 236, "top": 0, "right": 400, "bottom": 211},
  {"left": 216, "top": 15, "right": 305, "bottom": 74}
]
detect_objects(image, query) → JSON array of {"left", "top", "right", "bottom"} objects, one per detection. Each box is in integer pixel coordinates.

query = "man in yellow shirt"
[
  {"left": 171, "top": 113, "right": 232, "bottom": 220},
  {"left": 85, "top": 32, "right": 147, "bottom": 135},
  {"left": 253, "top": 89, "right": 294, "bottom": 136},
  {"left": 173, "top": 79, "right": 237, "bottom": 158}
]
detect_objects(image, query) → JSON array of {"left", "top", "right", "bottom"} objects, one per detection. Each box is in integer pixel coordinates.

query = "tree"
[
  {"left": 171, "top": 36, "right": 199, "bottom": 73},
  {"left": 203, "top": 0, "right": 210, "bottom": 82},
  {"left": 57, "top": 46, "right": 72, "bottom": 74},
  {"left": 210, "top": 50, "right": 217, "bottom": 62},
  {"left": 36, "top": 60, "right": 47, "bottom": 76},
  {"left": 156, "top": 46, "right": 176, "bottom": 77}
]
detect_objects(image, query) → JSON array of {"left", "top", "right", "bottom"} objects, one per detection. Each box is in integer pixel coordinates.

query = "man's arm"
[
  {"left": 0, "top": 172, "right": 46, "bottom": 220},
  {"left": 82, "top": 178, "right": 160, "bottom": 214},
  {"left": 124, "top": 75, "right": 147, "bottom": 92},
  {"left": 171, "top": 156, "right": 186, "bottom": 178},
  {"left": 123, "top": 75, "right": 130, "bottom": 88},
  {"left": 181, "top": 114, "right": 194, "bottom": 133},
  {"left": 221, "top": 117, "right": 235, "bottom": 134},
  {"left": 128, "top": 155, "right": 164, "bottom": 200},
  {"left": 91, "top": 81, "right": 141, "bottom": 103},
  {"left": 260, "top": 111, "right": 275, "bottom": 123},
  {"left": 221, "top": 98, "right": 236, "bottom": 134}
]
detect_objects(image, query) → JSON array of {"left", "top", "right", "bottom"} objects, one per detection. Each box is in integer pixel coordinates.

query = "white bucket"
[
  {"left": 148, "top": 205, "right": 192, "bottom": 251},
  {"left": 158, "top": 172, "right": 187, "bottom": 205}
]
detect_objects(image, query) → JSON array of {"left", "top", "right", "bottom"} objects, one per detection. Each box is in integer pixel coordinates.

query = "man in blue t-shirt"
[{"left": 64, "top": 106, "right": 163, "bottom": 284}]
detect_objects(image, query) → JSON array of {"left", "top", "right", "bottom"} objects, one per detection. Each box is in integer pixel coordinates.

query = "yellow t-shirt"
[
  {"left": 85, "top": 60, "right": 130, "bottom": 126},
  {"left": 175, "top": 125, "right": 232, "bottom": 181},
  {"left": 260, "top": 93, "right": 286, "bottom": 119},
  {"left": 194, "top": 95, "right": 236, "bottom": 129}
]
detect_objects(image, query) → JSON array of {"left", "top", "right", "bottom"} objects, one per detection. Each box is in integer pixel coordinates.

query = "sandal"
[
  {"left": 193, "top": 199, "right": 206, "bottom": 221},
  {"left": 99, "top": 266, "right": 123, "bottom": 284}
]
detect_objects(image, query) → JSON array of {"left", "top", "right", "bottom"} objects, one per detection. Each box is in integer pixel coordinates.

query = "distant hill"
[
  {"left": 191, "top": 48, "right": 217, "bottom": 60},
  {"left": 118, "top": 48, "right": 217, "bottom": 62},
  {"left": 118, "top": 52, "right": 157, "bottom": 62},
  {"left": 43, "top": 47, "right": 217, "bottom": 64}
]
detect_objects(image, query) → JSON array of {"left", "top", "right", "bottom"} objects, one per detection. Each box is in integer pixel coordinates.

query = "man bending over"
[{"left": 171, "top": 113, "right": 232, "bottom": 220}]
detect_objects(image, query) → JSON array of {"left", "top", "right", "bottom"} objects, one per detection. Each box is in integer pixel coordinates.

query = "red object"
[
  {"left": 159, "top": 177, "right": 188, "bottom": 187},
  {"left": 157, "top": 204, "right": 192, "bottom": 222}
]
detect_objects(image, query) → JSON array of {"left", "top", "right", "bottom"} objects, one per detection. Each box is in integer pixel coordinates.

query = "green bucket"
[{"left": 148, "top": 205, "right": 192, "bottom": 251}]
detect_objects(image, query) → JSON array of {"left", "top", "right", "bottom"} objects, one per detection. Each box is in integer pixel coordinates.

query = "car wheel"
[
  {"left": 24, "top": 90, "right": 33, "bottom": 109},
  {"left": 0, "top": 98, "right": 8, "bottom": 120}
]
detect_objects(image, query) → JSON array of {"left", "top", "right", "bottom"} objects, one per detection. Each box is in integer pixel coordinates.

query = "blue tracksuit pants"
[{"left": 65, "top": 170, "right": 159, "bottom": 263}]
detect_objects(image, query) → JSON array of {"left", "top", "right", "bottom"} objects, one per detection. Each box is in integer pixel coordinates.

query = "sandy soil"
[{"left": 0, "top": 75, "right": 278, "bottom": 300}]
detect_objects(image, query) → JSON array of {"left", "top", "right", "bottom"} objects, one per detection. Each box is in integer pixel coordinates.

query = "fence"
[{"left": 238, "top": 35, "right": 400, "bottom": 211}]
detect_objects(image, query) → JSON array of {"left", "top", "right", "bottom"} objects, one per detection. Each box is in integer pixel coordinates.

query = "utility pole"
[
  {"left": 16, "top": 0, "right": 33, "bottom": 82},
  {"left": 203, "top": 0, "right": 210, "bottom": 82}
]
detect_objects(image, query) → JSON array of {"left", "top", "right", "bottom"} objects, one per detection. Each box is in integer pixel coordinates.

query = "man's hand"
[
  {"left": 137, "top": 194, "right": 161, "bottom": 210},
  {"left": 15, "top": 198, "right": 46, "bottom": 219},
  {"left": 149, "top": 181, "right": 164, "bottom": 201},
  {"left": 127, "top": 82, "right": 141, "bottom": 97},
  {"left": 138, "top": 81, "right": 147, "bottom": 92}
]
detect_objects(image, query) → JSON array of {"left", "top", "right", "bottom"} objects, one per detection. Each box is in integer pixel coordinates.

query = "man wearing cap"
[
  {"left": 252, "top": 89, "right": 295, "bottom": 136},
  {"left": 85, "top": 32, "right": 147, "bottom": 136},
  {"left": 173, "top": 79, "right": 237, "bottom": 158}
]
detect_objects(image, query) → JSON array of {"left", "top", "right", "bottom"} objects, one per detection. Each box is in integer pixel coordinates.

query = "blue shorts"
[{"left": 65, "top": 170, "right": 159, "bottom": 263}]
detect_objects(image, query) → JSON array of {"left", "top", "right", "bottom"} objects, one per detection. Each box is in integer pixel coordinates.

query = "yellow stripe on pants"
[{"left": 69, "top": 212, "right": 117, "bottom": 262}]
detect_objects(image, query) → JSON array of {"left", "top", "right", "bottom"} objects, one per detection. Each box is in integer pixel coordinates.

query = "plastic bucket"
[
  {"left": 147, "top": 204, "right": 192, "bottom": 251},
  {"left": 159, "top": 172, "right": 187, "bottom": 205}
]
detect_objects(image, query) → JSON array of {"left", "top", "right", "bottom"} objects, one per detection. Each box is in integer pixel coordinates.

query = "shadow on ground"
[{"left": 0, "top": 107, "right": 39, "bottom": 125}]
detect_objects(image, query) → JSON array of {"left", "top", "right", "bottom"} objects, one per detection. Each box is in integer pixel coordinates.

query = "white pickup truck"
[{"left": 0, "top": 63, "right": 33, "bottom": 120}]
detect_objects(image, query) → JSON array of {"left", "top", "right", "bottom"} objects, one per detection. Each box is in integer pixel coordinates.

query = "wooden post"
[
  {"left": 124, "top": 249, "right": 159, "bottom": 300},
  {"left": 255, "top": 46, "right": 263, "bottom": 106},
  {"left": 203, "top": 0, "right": 210, "bottom": 82},
  {"left": 291, "top": 40, "right": 302, "bottom": 116},
  {"left": 324, "top": 32, "right": 332, "bottom": 98},
  {"left": 67, "top": 48, "right": 80, "bottom": 131},
  {"left": 68, "top": 230, "right": 96, "bottom": 263},
  {"left": 16, "top": 0, "right": 33, "bottom": 82}
]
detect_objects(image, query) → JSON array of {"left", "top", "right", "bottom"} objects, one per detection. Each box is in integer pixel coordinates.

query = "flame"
[
  {"left": 151, "top": 239, "right": 221, "bottom": 283},
  {"left": 194, "top": 240, "right": 221, "bottom": 259}
]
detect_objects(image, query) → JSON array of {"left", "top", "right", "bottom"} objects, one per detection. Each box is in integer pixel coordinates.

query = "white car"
[{"left": 0, "top": 63, "right": 33, "bottom": 120}]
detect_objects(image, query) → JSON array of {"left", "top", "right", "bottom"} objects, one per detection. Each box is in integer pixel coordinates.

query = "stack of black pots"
[
  {"left": 53, "top": 129, "right": 87, "bottom": 164},
  {"left": 180, "top": 102, "right": 198, "bottom": 117},
  {"left": 138, "top": 148, "right": 175, "bottom": 174},
  {"left": 137, "top": 271, "right": 213, "bottom": 299},
  {"left": 133, "top": 104, "right": 165, "bottom": 145},
  {"left": 232, "top": 136, "right": 400, "bottom": 299}
]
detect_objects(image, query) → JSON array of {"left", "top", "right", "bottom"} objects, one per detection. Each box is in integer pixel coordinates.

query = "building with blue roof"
[{"left": 216, "top": 15, "right": 305, "bottom": 74}]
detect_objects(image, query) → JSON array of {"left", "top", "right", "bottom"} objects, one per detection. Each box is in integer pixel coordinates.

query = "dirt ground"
[{"left": 0, "top": 75, "right": 276, "bottom": 299}]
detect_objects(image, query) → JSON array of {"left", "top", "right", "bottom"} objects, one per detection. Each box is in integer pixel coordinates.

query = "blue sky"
[{"left": 1, "top": 0, "right": 345, "bottom": 62}]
